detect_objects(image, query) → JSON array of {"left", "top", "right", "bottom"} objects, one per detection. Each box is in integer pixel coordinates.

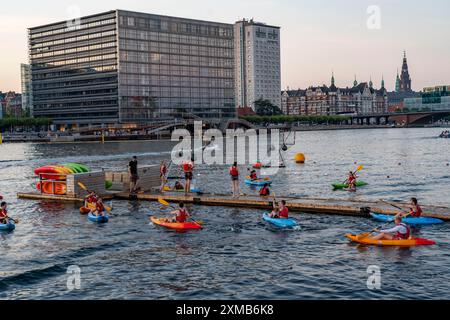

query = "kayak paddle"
[
  {"left": 341, "top": 165, "right": 363, "bottom": 184},
  {"left": 379, "top": 199, "right": 410, "bottom": 214},
  {"left": 77, "top": 182, "right": 112, "bottom": 212},
  {"left": 157, "top": 198, "right": 203, "bottom": 225},
  {"left": 6, "top": 216, "right": 19, "bottom": 224}
]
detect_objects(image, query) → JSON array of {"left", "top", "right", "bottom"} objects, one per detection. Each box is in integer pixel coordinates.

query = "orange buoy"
[
  {"left": 294, "top": 153, "right": 305, "bottom": 163},
  {"left": 253, "top": 162, "right": 262, "bottom": 169}
]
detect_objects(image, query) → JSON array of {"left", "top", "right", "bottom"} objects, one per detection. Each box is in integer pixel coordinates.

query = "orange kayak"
[
  {"left": 150, "top": 216, "right": 202, "bottom": 230},
  {"left": 37, "top": 181, "right": 67, "bottom": 195},
  {"left": 346, "top": 234, "right": 436, "bottom": 246}
]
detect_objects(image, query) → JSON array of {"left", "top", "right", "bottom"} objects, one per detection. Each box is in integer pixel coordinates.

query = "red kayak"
[{"left": 150, "top": 217, "right": 202, "bottom": 230}]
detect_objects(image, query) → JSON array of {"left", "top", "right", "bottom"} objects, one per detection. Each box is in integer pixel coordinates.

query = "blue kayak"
[
  {"left": 245, "top": 179, "right": 273, "bottom": 186},
  {"left": 88, "top": 212, "right": 109, "bottom": 223},
  {"left": 0, "top": 220, "right": 15, "bottom": 231},
  {"left": 370, "top": 212, "right": 444, "bottom": 225},
  {"left": 263, "top": 213, "right": 297, "bottom": 228}
]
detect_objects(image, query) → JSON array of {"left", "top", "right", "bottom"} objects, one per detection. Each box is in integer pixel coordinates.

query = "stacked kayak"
[
  {"left": 245, "top": 177, "right": 273, "bottom": 186},
  {"left": 0, "top": 220, "right": 15, "bottom": 231},
  {"left": 263, "top": 213, "right": 297, "bottom": 228},
  {"left": 34, "top": 163, "right": 90, "bottom": 195},
  {"left": 370, "top": 212, "right": 444, "bottom": 225},
  {"left": 346, "top": 234, "right": 436, "bottom": 246},
  {"left": 163, "top": 186, "right": 202, "bottom": 193},
  {"left": 332, "top": 180, "right": 368, "bottom": 189},
  {"left": 88, "top": 212, "right": 109, "bottom": 223},
  {"left": 151, "top": 216, "right": 202, "bottom": 231}
]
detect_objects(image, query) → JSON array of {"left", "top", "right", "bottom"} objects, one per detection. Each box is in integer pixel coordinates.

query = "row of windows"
[
  {"left": 119, "top": 40, "right": 233, "bottom": 58},
  {"left": 34, "top": 100, "right": 117, "bottom": 110},
  {"left": 31, "top": 42, "right": 116, "bottom": 59},
  {"left": 119, "top": 52, "right": 233, "bottom": 68},
  {"left": 32, "top": 65, "right": 117, "bottom": 80},
  {"left": 119, "top": 29, "right": 233, "bottom": 48},
  {"left": 31, "top": 30, "right": 116, "bottom": 50},
  {"left": 30, "top": 18, "right": 115, "bottom": 39},
  {"left": 33, "top": 76, "right": 117, "bottom": 91},
  {"left": 120, "top": 74, "right": 233, "bottom": 88},
  {"left": 40, "top": 54, "right": 117, "bottom": 67},
  {"left": 119, "top": 63, "right": 233, "bottom": 78},
  {"left": 119, "top": 16, "right": 233, "bottom": 38},
  {"left": 120, "top": 86, "right": 234, "bottom": 99}
]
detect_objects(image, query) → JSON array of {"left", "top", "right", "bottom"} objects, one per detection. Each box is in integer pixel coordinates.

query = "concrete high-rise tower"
[{"left": 234, "top": 19, "right": 281, "bottom": 111}]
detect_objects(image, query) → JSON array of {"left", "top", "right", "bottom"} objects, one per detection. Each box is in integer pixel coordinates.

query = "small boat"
[
  {"left": 332, "top": 180, "right": 368, "bottom": 190},
  {"left": 262, "top": 213, "right": 297, "bottom": 228},
  {"left": 150, "top": 216, "right": 202, "bottom": 231},
  {"left": 369, "top": 212, "right": 444, "bottom": 225},
  {"left": 244, "top": 177, "right": 272, "bottom": 186},
  {"left": 346, "top": 234, "right": 436, "bottom": 246},
  {"left": 88, "top": 212, "right": 109, "bottom": 223}
]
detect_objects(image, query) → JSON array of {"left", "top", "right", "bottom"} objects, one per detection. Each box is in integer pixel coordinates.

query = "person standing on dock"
[
  {"left": 160, "top": 160, "right": 168, "bottom": 192},
  {"left": 182, "top": 158, "right": 194, "bottom": 196},
  {"left": 128, "top": 156, "right": 139, "bottom": 194},
  {"left": 229, "top": 161, "right": 240, "bottom": 198}
]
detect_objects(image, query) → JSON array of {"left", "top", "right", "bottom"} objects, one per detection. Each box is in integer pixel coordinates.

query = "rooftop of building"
[{"left": 235, "top": 18, "right": 280, "bottom": 29}]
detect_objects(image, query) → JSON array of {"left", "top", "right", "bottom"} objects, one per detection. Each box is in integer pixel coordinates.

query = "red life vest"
[
  {"left": 182, "top": 162, "right": 192, "bottom": 172},
  {"left": 259, "top": 186, "right": 270, "bottom": 196},
  {"left": 250, "top": 172, "right": 257, "bottom": 180},
  {"left": 411, "top": 205, "right": 422, "bottom": 217},
  {"left": 87, "top": 195, "right": 97, "bottom": 203},
  {"left": 348, "top": 176, "right": 356, "bottom": 183},
  {"left": 395, "top": 223, "right": 410, "bottom": 239},
  {"left": 96, "top": 202, "right": 105, "bottom": 213},
  {"left": 229, "top": 166, "right": 238, "bottom": 177},
  {"left": 176, "top": 209, "right": 187, "bottom": 223},
  {"left": 279, "top": 206, "right": 289, "bottom": 218},
  {"left": 0, "top": 209, "right": 7, "bottom": 219}
]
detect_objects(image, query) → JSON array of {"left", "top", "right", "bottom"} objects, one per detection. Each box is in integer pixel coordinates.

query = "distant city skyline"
[{"left": 0, "top": 0, "right": 449, "bottom": 92}]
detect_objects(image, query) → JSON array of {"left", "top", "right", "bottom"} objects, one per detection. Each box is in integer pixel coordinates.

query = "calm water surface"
[{"left": 0, "top": 128, "right": 449, "bottom": 299}]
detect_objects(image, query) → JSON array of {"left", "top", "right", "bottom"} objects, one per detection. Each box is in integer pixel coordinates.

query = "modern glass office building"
[{"left": 29, "top": 10, "right": 235, "bottom": 127}]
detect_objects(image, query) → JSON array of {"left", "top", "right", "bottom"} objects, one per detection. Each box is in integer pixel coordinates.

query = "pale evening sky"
[{"left": 0, "top": 0, "right": 449, "bottom": 93}]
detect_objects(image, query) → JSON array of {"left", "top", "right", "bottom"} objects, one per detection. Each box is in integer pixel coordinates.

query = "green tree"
[{"left": 254, "top": 99, "right": 282, "bottom": 116}]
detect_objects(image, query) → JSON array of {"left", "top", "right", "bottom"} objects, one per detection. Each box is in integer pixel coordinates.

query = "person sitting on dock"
[
  {"left": 0, "top": 202, "right": 9, "bottom": 224},
  {"left": 92, "top": 198, "right": 105, "bottom": 217},
  {"left": 259, "top": 183, "right": 270, "bottom": 197},
  {"left": 250, "top": 170, "right": 258, "bottom": 180},
  {"left": 269, "top": 200, "right": 289, "bottom": 219},
  {"left": 371, "top": 215, "right": 410, "bottom": 240},
  {"left": 408, "top": 197, "right": 422, "bottom": 217},
  {"left": 347, "top": 171, "right": 357, "bottom": 191},
  {"left": 170, "top": 202, "right": 190, "bottom": 223},
  {"left": 174, "top": 181, "right": 184, "bottom": 191}
]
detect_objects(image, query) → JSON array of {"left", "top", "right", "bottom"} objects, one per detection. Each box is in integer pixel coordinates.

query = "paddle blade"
[
  {"left": 355, "top": 165, "right": 364, "bottom": 172},
  {"left": 158, "top": 198, "right": 170, "bottom": 206},
  {"left": 77, "top": 182, "right": 88, "bottom": 190},
  {"left": 104, "top": 206, "right": 112, "bottom": 212},
  {"left": 163, "top": 186, "right": 171, "bottom": 191}
]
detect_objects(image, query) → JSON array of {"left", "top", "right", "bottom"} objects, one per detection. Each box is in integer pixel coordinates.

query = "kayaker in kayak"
[
  {"left": 0, "top": 202, "right": 9, "bottom": 224},
  {"left": 259, "top": 183, "right": 270, "bottom": 197},
  {"left": 229, "top": 161, "right": 240, "bottom": 198},
  {"left": 182, "top": 158, "right": 194, "bottom": 196},
  {"left": 92, "top": 198, "right": 105, "bottom": 217},
  {"left": 371, "top": 215, "right": 411, "bottom": 240},
  {"left": 408, "top": 197, "right": 422, "bottom": 217},
  {"left": 160, "top": 160, "right": 168, "bottom": 192},
  {"left": 170, "top": 202, "right": 190, "bottom": 223},
  {"left": 347, "top": 171, "right": 357, "bottom": 191},
  {"left": 269, "top": 200, "right": 289, "bottom": 219},
  {"left": 250, "top": 170, "right": 258, "bottom": 180},
  {"left": 84, "top": 190, "right": 98, "bottom": 208}
]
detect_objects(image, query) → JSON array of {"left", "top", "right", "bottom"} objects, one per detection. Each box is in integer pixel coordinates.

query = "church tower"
[
  {"left": 395, "top": 69, "right": 401, "bottom": 92},
  {"left": 400, "top": 51, "right": 412, "bottom": 92}
]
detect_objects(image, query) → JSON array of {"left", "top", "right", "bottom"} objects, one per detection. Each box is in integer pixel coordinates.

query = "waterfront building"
[
  {"left": 234, "top": 19, "right": 281, "bottom": 111},
  {"left": 404, "top": 85, "right": 450, "bottom": 111},
  {"left": 0, "top": 91, "right": 23, "bottom": 118},
  {"left": 281, "top": 75, "right": 387, "bottom": 116},
  {"left": 21, "top": 64, "right": 33, "bottom": 116},
  {"left": 29, "top": 10, "right": 236, "bottom": 128}
]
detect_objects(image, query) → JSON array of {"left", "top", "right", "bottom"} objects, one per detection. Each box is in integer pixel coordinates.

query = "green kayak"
[{"left": 332, "top": 180, "right": 368, "bottom": 189}]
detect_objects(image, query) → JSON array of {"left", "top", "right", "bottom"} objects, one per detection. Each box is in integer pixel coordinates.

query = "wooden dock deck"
[{"left": 17, "top": 191, "right": 449, "bottom": 221}]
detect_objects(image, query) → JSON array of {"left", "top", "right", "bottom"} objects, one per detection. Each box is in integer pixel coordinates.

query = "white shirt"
[{"left": 380, "top": 224, "right": 408, "bottom": 235}]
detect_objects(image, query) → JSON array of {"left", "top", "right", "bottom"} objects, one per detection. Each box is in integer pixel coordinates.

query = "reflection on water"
[{"left": 0, "top": 128, "right": 448, "bottom": 299}]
